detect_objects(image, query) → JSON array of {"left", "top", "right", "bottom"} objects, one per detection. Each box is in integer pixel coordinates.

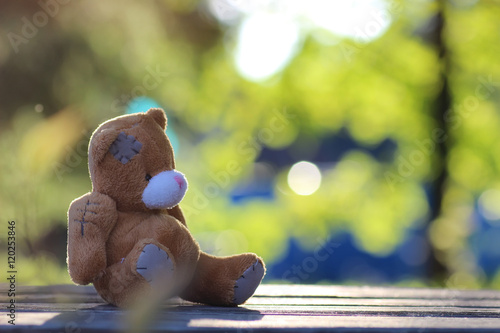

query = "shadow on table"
[{"left": 42, "top": 303, "right": 264, "bottom": 332}]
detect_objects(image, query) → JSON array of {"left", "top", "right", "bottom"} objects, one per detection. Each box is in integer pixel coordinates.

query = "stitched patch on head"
[{"left": 109, "top": 132, "right": 142, "bottom": 164}]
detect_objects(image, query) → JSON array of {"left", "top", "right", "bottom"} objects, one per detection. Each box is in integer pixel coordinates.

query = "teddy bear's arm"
[
  {"left": 67, "top": 192, "right": 117, "bottom": 285},
  {"left": 167, "top": 205, "right": 187, "bottom": 226}
]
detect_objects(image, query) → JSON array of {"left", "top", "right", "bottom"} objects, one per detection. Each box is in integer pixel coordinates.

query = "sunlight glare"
[
  {"left": 287, "top": 161, "right": 322, "bottom": 196},
  {"left": 304, "top": 0, "right": 392, "bottom": 42},
  {"left": 229, "top": 0, "right": 392, "bottom": 81},
  {"left": 234, "top": 13, "right": 301, "bottom": 81}
]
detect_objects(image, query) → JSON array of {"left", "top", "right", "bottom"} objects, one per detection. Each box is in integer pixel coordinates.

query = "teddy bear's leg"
[
  {"left": 93, "top": 239, "right": 177, "bottom": 307},
  {"left": 181, "top": 251, "right": 265, "bottom": 306}
]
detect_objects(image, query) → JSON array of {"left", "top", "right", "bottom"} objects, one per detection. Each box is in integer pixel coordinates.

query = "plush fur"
[{"left": 67, "top": 108, "right": 265, "bottom": 307}]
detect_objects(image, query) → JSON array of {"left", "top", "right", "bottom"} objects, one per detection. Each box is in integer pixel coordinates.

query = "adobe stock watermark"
[
  {"left": 52, "top": 65, "right": 169, "bottom": 181},
  {"left": 340, "top": 1, "right": 402, "bottom": 63},
  {"left": 52, "top": 129, "right": 92, "bottom": 182},
  {"left": 182, "top": 107, "right": 296, "bottom": 219},
  {"left": 385, "top": 75, "right": 499, "bottom": 191},
  {"left": 110, "top": 66, "right": 170, "bottom": 114},
  {"left": 282, "top": 236, "right": 340, "bottom": 284},
  {"left": 7, "top": 0, "right": 72, "bottom": 54}
]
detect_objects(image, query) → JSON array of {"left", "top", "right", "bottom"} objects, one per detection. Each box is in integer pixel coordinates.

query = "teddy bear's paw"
[
  {"left": 233, "top": 259, "right": 265, "bottom": 305},
  {"left": 136, "top": 244, "right": 174, "bottom": 287}
]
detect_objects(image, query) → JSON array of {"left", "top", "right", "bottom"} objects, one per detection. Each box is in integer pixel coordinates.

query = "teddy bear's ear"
[
  {"left": 146, "top": 108, "right": 167, "bottom": 130},
  {"left": 88, "top": 128, "right": 121, "bottom": 165}
]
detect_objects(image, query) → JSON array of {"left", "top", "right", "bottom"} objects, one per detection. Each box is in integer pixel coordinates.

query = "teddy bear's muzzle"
[{"left": 142, "top": 170, "right": 188, "bottom": 209}]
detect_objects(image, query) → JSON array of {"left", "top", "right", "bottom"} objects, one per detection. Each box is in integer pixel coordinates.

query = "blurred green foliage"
[{"left": 0, "top": 0, "right": 499, "bottom": 287}]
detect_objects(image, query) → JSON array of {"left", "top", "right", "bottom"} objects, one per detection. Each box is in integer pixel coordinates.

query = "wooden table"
[{"left": 2, "top": 284, "right": 500, "bottom": 332}]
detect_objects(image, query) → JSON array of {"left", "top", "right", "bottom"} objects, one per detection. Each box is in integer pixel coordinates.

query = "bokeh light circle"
[
  {"left": 287, "top": 161, "right": 322, "bottom": 195},
  {"left": 479, "top": 189, "right": 500, "bottom": 222}
]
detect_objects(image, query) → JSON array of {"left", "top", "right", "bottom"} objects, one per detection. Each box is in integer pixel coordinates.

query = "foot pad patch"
[
  {"left": 233, "top": 260, "right": 265, "bottom": 305},
  {"left": 136, "top": 244, "right": 174, "bottom": 287}
]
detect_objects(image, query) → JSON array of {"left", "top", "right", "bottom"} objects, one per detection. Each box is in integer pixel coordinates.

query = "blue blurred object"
[
  {"left": 471, "top": 202, "right": 500, "bottom": 277},
  {"left": 257, "top": 129, "right": 398, "bottom": 169},
  {"left": 126, "top": 97, "right": 179, "bottom": 154},
  {"left": 230, "top": 163, "right": 275, "bottom": 204},
  {"left": 266, "top": 229, "right": 428, "bottom": 284},
  {"left": 126, "top": 96, "right": 162, "bottom": 114},
  {"left": 236, "top": 130, "right": 432, "bottom": 285}
]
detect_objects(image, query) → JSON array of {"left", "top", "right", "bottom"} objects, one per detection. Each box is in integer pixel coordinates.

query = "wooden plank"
[
  {"left": 2, "top": 284, "right": 500, "bottom": 332},
  {"left": 6, "top": 303, "right": 500, "bottom": 318},
  {"left": 5, "top": 283, "right": 500, "bottom": 300},
  {"left": 2, "top": 284, "right": 500, "bottom": 305},
  {"left": 5, "top": 309, "right": 500, "bottom": 332},
  {"left": 248, "top": 297, "right": 500, "bottom": 308},
  {"left": 5, "top": 295, "right": 500, "bottom": 308},
  {"left": 256, "top": 284, "right": 500, "bottom": 300}
]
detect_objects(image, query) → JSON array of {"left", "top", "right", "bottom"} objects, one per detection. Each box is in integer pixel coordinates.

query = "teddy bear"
[{"left": 67, "top": 108, "right": 265, "bottom": 307}]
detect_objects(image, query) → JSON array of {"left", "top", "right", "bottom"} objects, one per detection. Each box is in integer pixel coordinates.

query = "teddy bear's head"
[{"left": 88, "top": 108, "right": 187, "bottom": 212}]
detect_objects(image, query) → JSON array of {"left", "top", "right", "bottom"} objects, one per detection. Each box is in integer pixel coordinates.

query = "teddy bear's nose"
[{"left": 173, "top": 175, "right": 184, "bottom": 188}]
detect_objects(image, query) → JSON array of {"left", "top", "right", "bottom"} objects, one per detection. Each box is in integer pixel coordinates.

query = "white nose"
[{"left": 142, "top": 170, "right": 188, "bottom": 209}]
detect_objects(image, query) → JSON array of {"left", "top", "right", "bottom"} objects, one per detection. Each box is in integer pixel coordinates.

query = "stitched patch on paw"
[
  {"left": 109, "top": 132, "right": 142, "bottom": 164},
  {"left": 136, "top": 244, "right": 174, "bottom": 287},
  {"left": 233, "top": 260, "right": 265, "bottom": 305}
]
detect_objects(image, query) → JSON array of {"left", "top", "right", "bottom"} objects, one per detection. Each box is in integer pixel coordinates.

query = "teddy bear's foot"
[
  {"left": 180, "top": 252, "right": 265, "bottom": 306},
  {"left": 136, "top": 243, "right": 174, "bottom": 288},
  {"left": 233, "top": 259, "right": 265, "bottom": 305}
]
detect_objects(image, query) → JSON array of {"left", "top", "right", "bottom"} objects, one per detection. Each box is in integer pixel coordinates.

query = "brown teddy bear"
[{"left": 67, "top": 108, "right": 265, "bottom": 307}]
